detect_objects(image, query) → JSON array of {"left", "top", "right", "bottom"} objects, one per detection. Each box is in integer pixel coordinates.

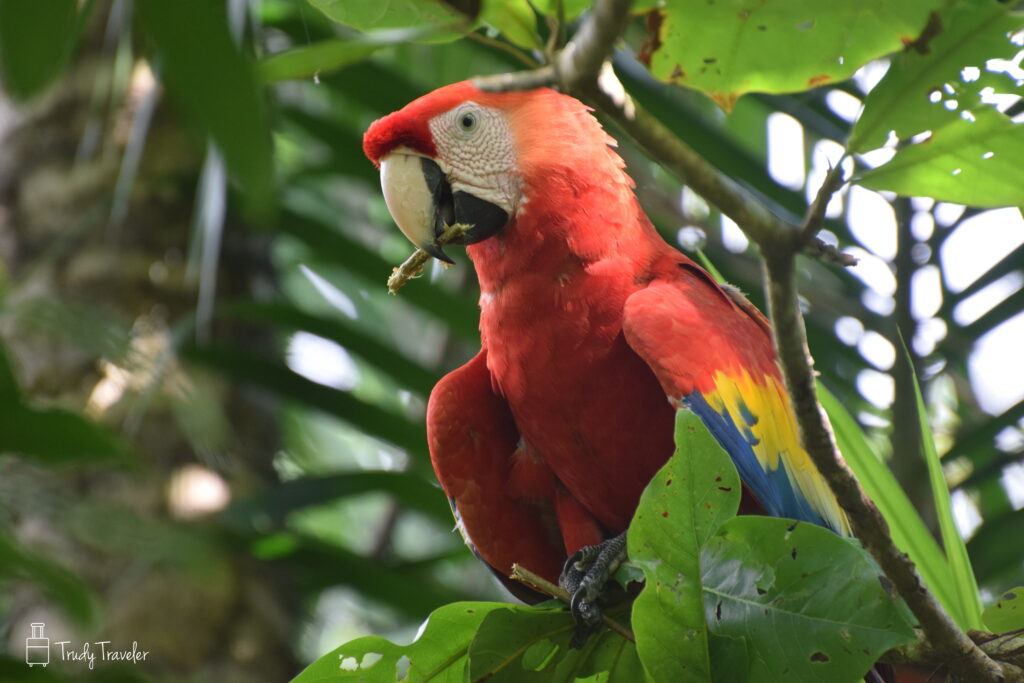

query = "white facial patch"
[{"left": 428, "top": 102, "right": 521, "bottom": 216}]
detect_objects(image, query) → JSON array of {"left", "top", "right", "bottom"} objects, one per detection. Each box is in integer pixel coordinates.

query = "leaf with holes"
[
  {"left": 983, "top": 587, "right": 1024, "bottom": 633},
  {"left": 646, "top": 0, "right": 938, "bottom": 110},
  {"left": 857, "top": 107, "right": 1024, "bottom": 207},
  {"left": 849, "top": 0, "right": 1023, "bottom": 153},
  {"left": 702, "top": 517, "right": 915, "bottom": 683},
  {"left": 292, "top": 601, "right": 506, "bottom": 682},
  {"left": 629, "top": 409, "right": 740, "bottom": 683}
]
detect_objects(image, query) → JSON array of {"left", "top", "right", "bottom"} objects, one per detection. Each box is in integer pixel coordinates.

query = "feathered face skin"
[{"left": 364, "top": 82, "right": 525, "bottom": 262}]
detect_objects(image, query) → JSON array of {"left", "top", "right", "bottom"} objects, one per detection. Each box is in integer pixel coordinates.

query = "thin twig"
[
  {"left": 512, "top": 563, "right": 637, "bottom": 644},
  {"left": 800, "top": 160, "right": 847, "bottom": 243},
  {"left": 464, "top": 30, "right": 540, "bottom": 69},
  {"left": 474, "top": 65, "right": 556, "bottom": 93},
  {"left": 386, "top": 222, "right": 471, "bottom": 294}
]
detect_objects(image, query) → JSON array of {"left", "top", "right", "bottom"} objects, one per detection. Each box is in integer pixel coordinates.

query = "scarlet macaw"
[{"left": 363, "top": 81, "right": 849, "bottom": 622}]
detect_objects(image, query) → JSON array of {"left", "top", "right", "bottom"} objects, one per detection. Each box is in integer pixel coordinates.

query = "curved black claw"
[{"left": 559, "top": 531, "right": 628, "bottom": 648}]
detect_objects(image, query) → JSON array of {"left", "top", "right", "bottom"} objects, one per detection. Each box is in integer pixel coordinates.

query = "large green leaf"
[
  {"left": 0, "top": 0, "right": 82, "bottom": 99},
  {"left": 291, "top": 601, "right": 507, "bottom": 682},
  {"left": 630, "top": 409, "right": 739, "bottom": 683},
  {"left": 857, "top": 107, "right": 1024, "bottom": 207},
  {"left": 849, "top": 0, "right": 1023, "bottom": 153},
  {"left": 703, "top": 517, "right": 915, "bottom": 683},
  {"left": 138, "top": 0, "right": 274, "bottom": 212},
  {"left": 630, "top": 409, "right": 913, "bottom": 682},
  {"left": 819, "top": 384, "right": 958, "bottom": 615},
  {"left": 647, "top": 0, "right": 938, "bottom": 109}
]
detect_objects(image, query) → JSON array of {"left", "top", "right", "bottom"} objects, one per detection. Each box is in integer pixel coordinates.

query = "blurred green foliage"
[{"left": 0, "top": 0, "right": 1021, "bottom": 680}]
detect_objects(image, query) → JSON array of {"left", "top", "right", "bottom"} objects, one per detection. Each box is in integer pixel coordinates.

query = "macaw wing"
[
  {"left": 623, "top": 276, "right": 849, "bottom": 534},
  {"left": 427, "top": 349, "right": 568, "bottom": 593}
]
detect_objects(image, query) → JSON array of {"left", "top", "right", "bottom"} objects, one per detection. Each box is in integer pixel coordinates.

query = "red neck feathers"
[{"left": 467, "top": 94, "right": 664, "bottom": 295}]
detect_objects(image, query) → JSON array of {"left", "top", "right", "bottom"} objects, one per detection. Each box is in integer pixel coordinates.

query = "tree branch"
[
  {"left": 477, "top": 0, "right": 1013, "bottom": 679},
  {"left": 762, "top": 250, "right": 1015, "bottom": 683},
  {"left": 800, "top": 160, "right": 846, "bottom": 243},
  {"left": 512, "top": 564, "right": 636, "bottom": 644}
]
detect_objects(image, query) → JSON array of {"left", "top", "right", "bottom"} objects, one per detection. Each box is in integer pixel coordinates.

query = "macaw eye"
[{"left": 458, "top": 111, "right": 478, "bottom": 133}]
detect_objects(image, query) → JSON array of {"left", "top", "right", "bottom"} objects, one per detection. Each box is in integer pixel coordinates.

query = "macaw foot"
[{"left": 559, "top": 531, "right": 628, "bottom": 648}]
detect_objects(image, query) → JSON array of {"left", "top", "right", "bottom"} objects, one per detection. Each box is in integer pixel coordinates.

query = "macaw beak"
[{"left": 378, "top": 151, "right": 509, "bottom": 263}]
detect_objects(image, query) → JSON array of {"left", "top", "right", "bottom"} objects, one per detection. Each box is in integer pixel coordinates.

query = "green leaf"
[
  {"left": 270, "top": 533, "right": 465, "bottom": 617},
  {"left": 259, "top": 28, "right": 434, "bottom": 83},
  {"left": 983, "top": 587, "right": 1024, "bottom": 633},
  {"left": 647, "top": 0, "right": 938, "bottom": 109},
  {"left": 480, "top": 0, "right": 541, "bottom": 50},
  {"left": 630, "top": 409, "right": 739, "bottom": 683},
  {"left": 181, "top": 343, "right": 428, "bottom": 460},
  {"left": 703, "top": 517, "right": 915, "bottom": 683},
  {"left": 0, "top": 340, "right": 21, "bottom": 403},
  {"left": 849, "top": 0, "right": 1022, "bottom": 153},
  {"left": 224, "top": 470, "right": 452, "bottom": 529},
  {"left": 468, "top": 604, "right": 642, "bottom": 682},
  {"left": 278, "top": 208, "right": 480, "bottom": 342},
  {"left": 968, "top": 509, "right": 1024, "bottom": 589},
  {"left": 0, "top": 0, "right": 81, "bottom": 99},
  {"left": 0, "top": 532, "right": 95, "bottom": 628},
  {"left": 857, "top": 107, "right": 1024, "bottom": 207},
  {"left": 469, "top": 606, "right": 576, "bottom": 681},
  {"left": 902, "top": 340, "right": 985, "bottom": 630},
  {"left": 0, "top": 340, "right": 122, "bottom": 463},
  {"left": 138, "top": 0, "right": 274, "bottom": 214},
  {"left": 529, "top": 0, "right": 593, "bottom": 21},
  {"left": 220, "top": 300, "right": 439, "bottom": 397},
  {"left": 292, "top": 601, "right": 507, "bottom": 682},
  {"left": 0, "top": 405, "right": 125, "bottom": 464},
  {"left": 306, "top": 0, "right": 468, "bottom": 43},
  {"left": 819, "top": 383, "right": 958, "bottom": 617},
  {"left": 18, "top": 298, "right": 132, "bottom": 363},
  {"left": 695, "top": 249, "right": 726, "bottom": 284}
]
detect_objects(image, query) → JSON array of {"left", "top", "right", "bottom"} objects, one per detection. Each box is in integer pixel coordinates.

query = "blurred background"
[{"left": 0, "top": 1, "right": 1021, "bottom": 680}]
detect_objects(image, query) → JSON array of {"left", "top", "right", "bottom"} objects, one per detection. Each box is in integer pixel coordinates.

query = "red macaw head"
[{"left": 363, "top": 81, "right": 616, "bottom": 262}]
